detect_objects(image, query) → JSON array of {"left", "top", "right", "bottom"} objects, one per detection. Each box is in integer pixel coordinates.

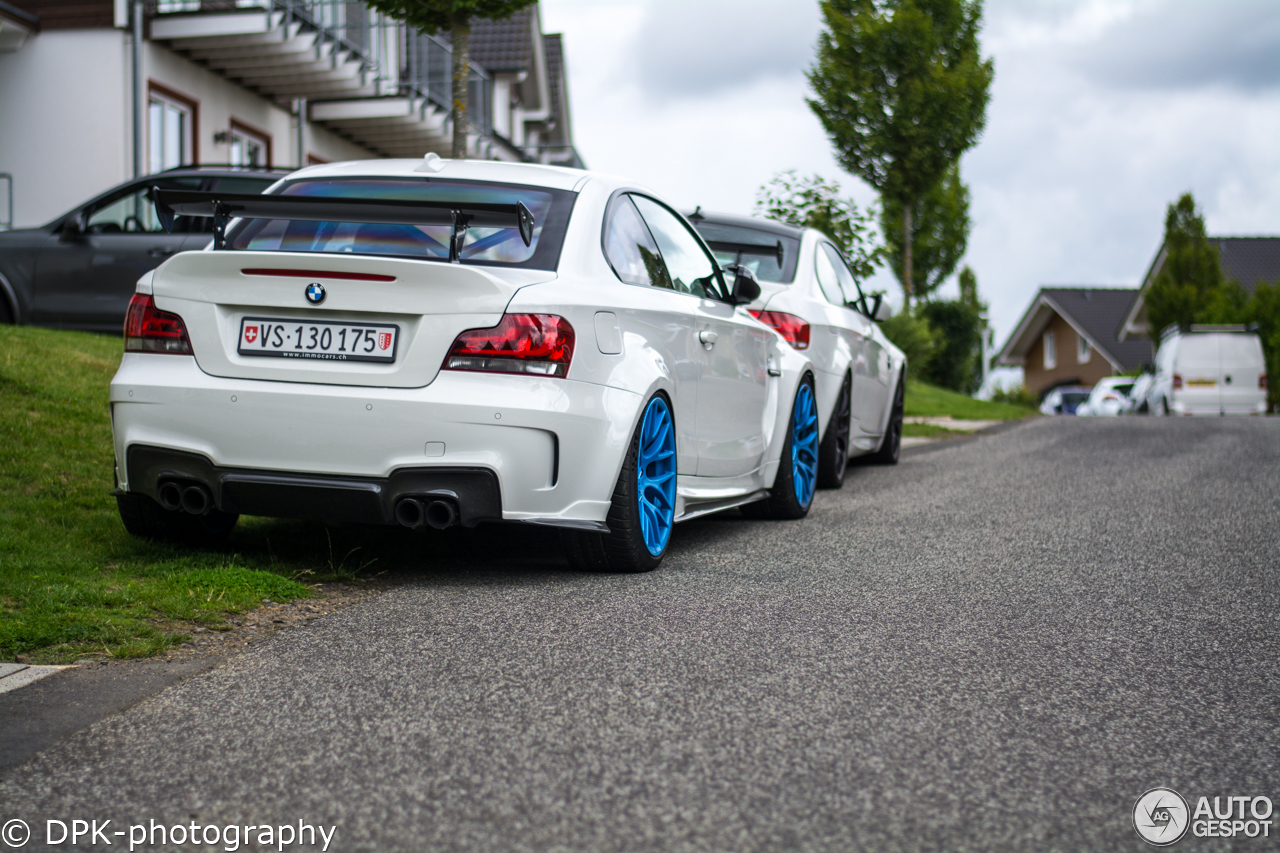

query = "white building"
[{"left": 0, "top": 0, "right": 581, "bottom": 228}]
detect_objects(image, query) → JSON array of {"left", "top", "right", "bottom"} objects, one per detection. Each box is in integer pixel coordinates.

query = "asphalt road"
[{"left": 3, "top": 417, "right": 1278, "bottom": 852}]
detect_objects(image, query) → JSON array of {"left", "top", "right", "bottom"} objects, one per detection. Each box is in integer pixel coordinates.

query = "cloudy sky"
[{"left": 539, "top": 0, "right": 1280, "bottom": 349}]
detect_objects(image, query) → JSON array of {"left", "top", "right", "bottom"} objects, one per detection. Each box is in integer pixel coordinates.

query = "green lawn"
[
  {"left": 0, "top": 325, "right": 403, "bottom": 664},
  {"left": 904, "top": 380, "right": 1037, "bottom": 421}
]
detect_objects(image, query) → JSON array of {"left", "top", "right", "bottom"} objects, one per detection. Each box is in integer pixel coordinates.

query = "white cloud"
[{"left": 542, "top": 0, "right": 1280, "bottom": 345}]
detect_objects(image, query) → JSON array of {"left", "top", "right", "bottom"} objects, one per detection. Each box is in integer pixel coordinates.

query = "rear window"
[
  {"left": 691, "top": 222, "right": 800, "bottom": 283},
  {"left": 225, "top": 178, "right": 574, "bottom": 270}
]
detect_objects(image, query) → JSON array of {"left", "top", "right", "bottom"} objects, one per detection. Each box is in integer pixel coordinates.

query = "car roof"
[
  {"left": 284, "top": 157, "right": 590, "bottom": 192},
  {"left": 683, "top": 209, "right": 806, "bottom": 240}
]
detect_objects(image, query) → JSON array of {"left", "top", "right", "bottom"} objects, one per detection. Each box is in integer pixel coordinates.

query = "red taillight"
[
  {"left": 444, "top": 314, "right": 575, "bottom": 378},
  {"left": 1172, "top": 374, "right": 1183, "bottom": 390},
  {"left": 749, "top": 310, "right": 810, "bottom": 350},
  {"left": 124, "top": 294, "right": 192, "bottom": 355},
  {"left": 1261, "top": 374, "right": 1268, "bottom": 390}
]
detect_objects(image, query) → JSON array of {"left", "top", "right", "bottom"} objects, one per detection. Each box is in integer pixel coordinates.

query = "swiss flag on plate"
[
  {"left": 378, "top": 332, "right": 392, "bottom": 351},
  {"left": 244, "top": 325, "right": 259, "bottom": 343}
]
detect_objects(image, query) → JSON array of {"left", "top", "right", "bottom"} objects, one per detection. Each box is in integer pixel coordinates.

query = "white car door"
[
  {"left": 632, "top": 196, "right": 771, "bottom": 478},
  {"left": 817, "top": 242, "right": 888, "bottom": 432},
  {"left": 600, "top": 193, "right": 703, "bottom": 474}
]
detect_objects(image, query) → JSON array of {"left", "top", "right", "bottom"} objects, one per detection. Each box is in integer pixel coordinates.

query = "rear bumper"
[
  {"left": 110, "top": 353, "right": 642, "bottom": 526},
  {"left": 125, "top": 445, "right": 502, "bottom": 527}
]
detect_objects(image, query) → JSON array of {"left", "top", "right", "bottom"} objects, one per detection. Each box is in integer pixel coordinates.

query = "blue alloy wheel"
[
  {"left": 637, "top": 396, "right": 677, "bottom": 556},
  {"left": 791, "top": 382, "right": 819, "bottom": 507}
]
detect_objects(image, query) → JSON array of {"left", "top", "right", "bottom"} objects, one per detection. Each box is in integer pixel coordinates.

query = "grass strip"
[
  {"left": 0, "top": 326, "right": 396, "bottom": 664},
  {"left": 904, "top": 380, "right": 1036, "bottom": 421}
]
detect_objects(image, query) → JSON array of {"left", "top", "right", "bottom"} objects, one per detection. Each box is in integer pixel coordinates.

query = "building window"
[
  {"left": 148, "top": 86, "right": 196, "bottom": 174},
  {"left": 229, "top": 121, "right": 271, "bottom": 168},
  {"left": 1077, "top": 334, "right": 1091, "bottom": 364},
  {"left": 1043, "top": 331, "right": 1057, "bottom": 369}
]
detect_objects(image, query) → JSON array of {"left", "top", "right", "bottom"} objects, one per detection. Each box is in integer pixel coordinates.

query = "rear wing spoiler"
[
  {"left": 704, "top": 239, "right": 785, "bottom": 267},
  {"left": 152, "top": 188, "right": 536, "bottom": 262}
]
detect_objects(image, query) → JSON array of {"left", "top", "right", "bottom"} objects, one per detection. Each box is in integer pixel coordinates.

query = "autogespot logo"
[
  {"left": 305, "top": 282, "right": 326, "bottom": 305},
  {"left": 1134, "top": 788, "right": 1191, "bottom": 846}
]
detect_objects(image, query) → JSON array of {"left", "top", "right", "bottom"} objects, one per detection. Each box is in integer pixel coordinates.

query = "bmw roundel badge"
[{"left": 305, "top": 282, "right": 326, "bottom": 305}]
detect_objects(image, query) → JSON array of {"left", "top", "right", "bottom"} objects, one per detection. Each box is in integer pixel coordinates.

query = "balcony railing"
[{"left": 149, "top": 0, "right": 492, "bottom": 136}]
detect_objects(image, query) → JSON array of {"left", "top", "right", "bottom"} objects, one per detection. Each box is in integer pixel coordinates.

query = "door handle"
[
  {"left": 699, "top": 330, "right": 718, "bottom": 348},
  {"left": 147, "top": 247, "right": 177, "bottom": 258}
]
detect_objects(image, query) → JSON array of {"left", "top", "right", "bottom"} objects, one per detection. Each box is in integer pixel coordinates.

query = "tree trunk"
[
  {"left": 450, "top": 15, "right": 470, "bottom": 159},
  {"left": 902, "top": 200, "right": 914, "bottom": 308}
]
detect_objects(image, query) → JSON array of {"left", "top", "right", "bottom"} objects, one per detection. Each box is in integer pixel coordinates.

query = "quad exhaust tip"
[
  {"left": 395, "top": 497, "right": 459, "bottom": 530},
  {"left": 157, "top": 481, "right": 183, "bottom": 511}
]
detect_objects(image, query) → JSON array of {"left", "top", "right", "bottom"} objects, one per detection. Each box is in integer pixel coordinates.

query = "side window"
[
  {"left": 603, "top": 195, "right": 672, "bottom": 288},
  {"left": 86, "top": 186, "right": 166, "bottom": 234},
  {"left": 820, "top": 243, "right": 860, "bottom": 306},
  {"left": 631, "top": 195, "right": 720, "bottom": 299},
  {"left": 814, "top": 242, "right": 844, "bottom": 305},
  {"left": 85, "top": 177, "right": 206, "bottom": 235}
]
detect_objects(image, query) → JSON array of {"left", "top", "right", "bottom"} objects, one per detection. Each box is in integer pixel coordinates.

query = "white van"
[{"left": 1149, "top": 326, "right": 1268, "bottom": 416}]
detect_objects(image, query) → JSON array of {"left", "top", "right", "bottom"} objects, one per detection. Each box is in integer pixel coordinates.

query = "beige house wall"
[{"left": 1023, "top": 314, "right": 1117, "bottom": 396}]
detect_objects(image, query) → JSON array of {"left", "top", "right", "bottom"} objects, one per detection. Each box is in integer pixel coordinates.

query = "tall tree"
[
  {"left": 1144, "top": 193, "right": 1230, "bottom": 337},
  {"left": 755, "top": 170, "right": 881, "bottom": 281},
  {"left": 880, "top": 162, "right": 969, "bottom": 302},
  {"left": 809, "top": 0, "right": 992, "bottom": 305},
  {"left": 361, "top": 0, "right": 536, "bottom": 158}
]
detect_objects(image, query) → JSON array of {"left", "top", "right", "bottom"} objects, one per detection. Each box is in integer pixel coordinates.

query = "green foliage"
[
  {"left": 881, "top": 163, "right": 970, "bottom": 301},
  {"left": 358, "top": 0, "right": 533, "bottom": 36},
  {"left": 808, "top": 0, "right": 993, "bottom": 298},
  {"left": 904, "top": 380, "right": 1032, "bottom": 420},
  {"left": 880, "top": 309, "right": 939, "bottom": 380},
  {"left": 1144, "top": 193, "right": 1230, "bottom": 337},
  {"left": 755, "top": 170, "right": 882, "bottom": 281},
  {"left": 883, "top": 265, "right": 987, "bottom": 393},
  {"left": 989, "top": 383, "right": 1037, "bottom": 409},
  {"left": 917, "top": 296, "right": 983, "bottom": 393}
]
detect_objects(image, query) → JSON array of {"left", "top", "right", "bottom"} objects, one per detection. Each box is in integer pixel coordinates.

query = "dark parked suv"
[{"left": 0, "top": 166, "right": 290, "bottom": 331}]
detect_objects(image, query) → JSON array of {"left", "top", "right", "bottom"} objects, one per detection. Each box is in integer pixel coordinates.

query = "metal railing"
[{"left": 148, "top": 0, "right": 492, "bottom": 136}]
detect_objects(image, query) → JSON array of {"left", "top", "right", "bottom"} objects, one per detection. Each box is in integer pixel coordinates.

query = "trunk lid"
[{"left": 151, "top": 250, "right": 554, "bottom": 388}]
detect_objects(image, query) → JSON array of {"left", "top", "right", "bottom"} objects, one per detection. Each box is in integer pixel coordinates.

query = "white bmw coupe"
[
  {"left": 110, "top": 158, "right": 818, "bottom": 572},
  {"left": 688, "top": 211, "right": 907, "bottom": 487}
]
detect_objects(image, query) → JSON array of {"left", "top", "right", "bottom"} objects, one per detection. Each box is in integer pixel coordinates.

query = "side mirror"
[
  {"left": 60, "top": 214, "right": 85, "bottom": 242},
  {"left": 874, "top": 299, "right": 892, "bottom": 322},
  {"left": 724, "top": 264, "right": 761, "bottom": 306}
]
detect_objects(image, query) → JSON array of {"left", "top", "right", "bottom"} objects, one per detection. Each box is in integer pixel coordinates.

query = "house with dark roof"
[
  {"left": 995, "top": 287, "right": 1154, "bottom": 397},
  {"left": 466, "top": 8, "right": 582, "bottom": 167},
  {"left": 1119, "top": 237, "right": 1280, "bottom": 340}
]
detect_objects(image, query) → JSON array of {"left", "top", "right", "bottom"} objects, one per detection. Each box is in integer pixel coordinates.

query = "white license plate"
[{"left": 238, "top": 318, "right": 399, "bottom": 363}]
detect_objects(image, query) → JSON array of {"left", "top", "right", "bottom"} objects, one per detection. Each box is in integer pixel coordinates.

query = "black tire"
[
  {"left": 817, "top": 373, "right": 852, "bottom": 489},
  {"left": 561, "top": 394, "right": 671, "bottom": 573},
  {"left": 866, "top": 374, "right": 904, "bottom": 466},
  {"left": 0, "top": 297, "right": 13, "bottom": 325},
  {"left": 741, "top": 374, "right": 817, "bottom": 520},
  {"left": 1160, "top": 397, "right": 1170, "bottom": 416},
  {"left": 117, "top": 492, "right": 238, "bottom": 545}
]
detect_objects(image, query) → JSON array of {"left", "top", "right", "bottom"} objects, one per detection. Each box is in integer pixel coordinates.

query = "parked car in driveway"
[
  {"left": 1075, "top": 376, "right": 1135, "bottom": 416},
  {"left": 0, "top": 166, "right": 289, "bottom": 330},
  {"left": 1148, "top": 326, "right": 1268, "bottom": 416},
  {"left": 1039, "top": 386, "right": 1091, "bottom": 415},
  {"left": 111, "top": 158, "right": 818, "bottom": 573},
  {"left": 686, "top": 210, "right": 906, "bottom": 487}
]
